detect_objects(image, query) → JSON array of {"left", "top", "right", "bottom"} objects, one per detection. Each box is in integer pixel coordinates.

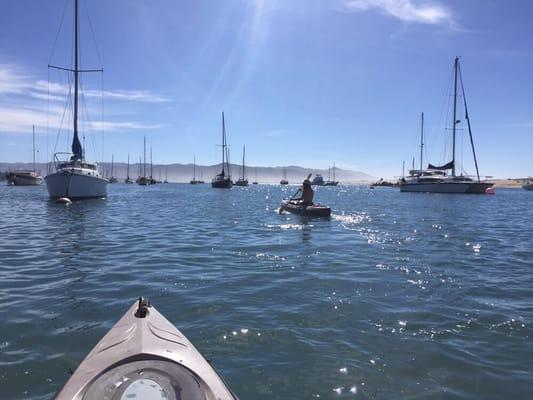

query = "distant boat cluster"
[{"left": 6, "top": 1, "right": 531, "bottom": 198}]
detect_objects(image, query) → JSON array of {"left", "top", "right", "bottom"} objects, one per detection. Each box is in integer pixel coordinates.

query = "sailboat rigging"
[
  {"left": 235, "top": 145, "right": 249, "bottom": 186},
  {"left": 400, "top": 57, "right": 493, "bottom": 194},
  {"left": 6, "top": 125, "right": 43, "bottom": 186},
  {"left": 211, "top": 112, "right": 232, "bottom": 188},
  {"left": 45, "top": 0, "right": 108, "bottom": 199}
]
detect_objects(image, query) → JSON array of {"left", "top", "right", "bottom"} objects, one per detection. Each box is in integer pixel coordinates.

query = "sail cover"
[
  {"left": 72, "top": 131, "right": 82, "bottom": 159},
  {"left": 428, "top": 161, "right": 454, "bottom": 170}
]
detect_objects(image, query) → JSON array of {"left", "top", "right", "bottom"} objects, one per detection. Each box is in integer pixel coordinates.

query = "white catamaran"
[
  {"left": 400, "top": 57, "right": 493, "bottom": 194},
  {"left": 45, "top": 0, "right": 108, "bottom": 199}
]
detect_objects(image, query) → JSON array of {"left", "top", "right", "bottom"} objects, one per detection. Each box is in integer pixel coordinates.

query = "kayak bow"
[{"left": 54, "top": 298, "right": 238, "bottom": 400}]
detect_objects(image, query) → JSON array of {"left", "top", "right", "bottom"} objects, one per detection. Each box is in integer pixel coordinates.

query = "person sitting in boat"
[{"left": 294, "top": 176, "right": 314, "bottom": 206}]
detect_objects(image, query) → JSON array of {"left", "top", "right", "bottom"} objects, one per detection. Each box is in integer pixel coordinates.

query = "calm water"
[{"left": 0, "top": 183, "right": 531, "bottom": 399}]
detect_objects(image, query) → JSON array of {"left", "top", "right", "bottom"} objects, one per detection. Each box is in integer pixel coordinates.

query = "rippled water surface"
[{"left": 0, "top": 183, "right": 531, "bottom": 399}]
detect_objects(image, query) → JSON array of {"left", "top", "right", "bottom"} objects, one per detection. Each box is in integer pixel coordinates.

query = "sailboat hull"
[
  {"left": 211, "top": 179, "right": 232, "bottom": 188},
  {"left": 45, "top": 172, "right": 108, "bottom": 199},
  {"left": 400, "top": 181, "right": 493, "bottom": 194},
  {"left": 7, "top": 172, "right": 43, "bottom": 186}
]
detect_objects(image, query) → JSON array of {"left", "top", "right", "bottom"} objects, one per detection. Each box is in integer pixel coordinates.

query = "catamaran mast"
[
  {"left": 458, "top": 61, "right": 481, "bottom": 182},
  {"left": 193, "top": 155, "right": 196, "bottom": 180},
  {"left": 452, "top": 57, "right": 459, "bottom": 176},
  {"left": 150, "top": 146, "right": 153, "bottom": 179},
  {"left": 420, "top": 112, "right": 424, "bottom": 171}
]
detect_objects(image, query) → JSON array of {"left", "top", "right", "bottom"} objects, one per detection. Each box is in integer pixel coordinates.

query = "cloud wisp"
[
  {"left": 338, "top": 0, "right": 453, "bottom": 26},
  {"left": 0, "top": 63, "right": 168, "bottom": 134}
]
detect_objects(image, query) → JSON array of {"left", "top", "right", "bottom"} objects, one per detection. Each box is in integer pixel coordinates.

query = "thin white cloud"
[
  {"left": 0, "top": 63, "right": 167, "bottom": 134},
  {"left": 0, "top": 65, "right": 169, "bottom": 103},
  {"left": 338, "top": 0, "right": 453, "bottom": 25},
  {"left": 92, "top": 121, "right": 166, "bottom": 131}
]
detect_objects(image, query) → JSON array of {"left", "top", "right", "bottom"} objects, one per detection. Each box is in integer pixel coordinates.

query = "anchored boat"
[
  {"left": 54, "top": 298, "right": 238, "bottom": 400},
  {"left": 311, "top": 174, "right": 325, "bottom": 186},
  {"left": 235, "top": 145, "right": 249, "bottom": 186},
  {"left": 138, "top": 137, "right": 151, "bottom": 186},
  {"left": 45, "top": 0, "right": 107, "bottom": 199},
  {"left": 324, "top": 163, "right": 339, "bottom": 186},
  {"left": 400, "top": 58, "right": 493, "bottom": 194},
  {"left": 108, "top": 155, "right": 118, "bottom": 183},
  {"left": 6, "top": 126, "right": 43, "bottom": 186},
  {"left": 212, "top": 112, "right": 232, "bottom": 188},
  {"left": 125, "top": 154, "right": 133, "bottom": 184},
  {"left": 280, "top": 168, "right": 288, "bottom": 185}
]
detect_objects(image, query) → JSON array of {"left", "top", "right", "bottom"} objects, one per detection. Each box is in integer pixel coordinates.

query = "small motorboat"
[
  {"left": 280, "top": 200, "right": 331, "bottom": 218},
  {"left": 54, "top": 298, "right": 238, "bottom": 400},
  {"left": 523, "top": 181, "right": 533, "bottom": 191}
]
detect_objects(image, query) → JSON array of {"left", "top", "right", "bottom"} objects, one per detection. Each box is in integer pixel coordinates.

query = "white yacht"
[
  {"left": 400, "top": 58, "right": 493, "bottom": 194},
  {"left": 45, "top": 0, "right": 108, "bottom": 199},
  {"left": 6, "top": 126, "right": 43, "bottom": 186}
]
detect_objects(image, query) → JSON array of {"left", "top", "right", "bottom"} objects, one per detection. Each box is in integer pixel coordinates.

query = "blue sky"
[{"left": 1, "top": 0, "right": 532, "bottom": 178}]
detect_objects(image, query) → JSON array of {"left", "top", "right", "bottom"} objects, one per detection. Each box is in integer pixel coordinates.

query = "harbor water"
[{"left": 0, "top": 184, "right": 531, "bottom": 399}]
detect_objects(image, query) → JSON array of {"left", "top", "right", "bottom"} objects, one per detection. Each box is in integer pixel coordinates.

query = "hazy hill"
[{"left": 0, "top": 162, "right": 374, "bottom": 183}]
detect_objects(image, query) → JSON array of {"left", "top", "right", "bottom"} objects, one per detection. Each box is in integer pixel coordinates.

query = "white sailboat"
[
  {"left": 45, "top": 0, "right": 108, "bottom": 199},
  {"left": 7, "top": 125, "right": 43, "bottom": 186},
  {"left": 324, "top": 163, "right": 339, "bottom": 186},
  {"left": 190, "top": 156, "right": 200, "bottom": 184},
  {"left": 400, "top": 58, "right": 493, "bottom": 194},
  {"left": 125, "top": 154, "right": 133, "bottom": 184},
  {"left": 109, "top": 155, "right": 118, "bottom": 183},
  {"left": 280, "top": 168, "right": 288, "bottom": 185},
  {"left": 138, "top": 137, "right": 151, "bottom": 185},
  {"left": 235, "top": 145, "right": 249, "bottom": 186},
  {"left": 211, "top": 112, "right": 232, "bottom": 188}
]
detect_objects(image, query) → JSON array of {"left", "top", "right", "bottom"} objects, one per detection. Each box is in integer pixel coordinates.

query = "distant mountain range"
[{"left": 0, "top": 162, "right": 375, "bottom": 183}]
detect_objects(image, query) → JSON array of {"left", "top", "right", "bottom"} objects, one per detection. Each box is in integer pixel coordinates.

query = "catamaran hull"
[
  {"left": 45, "top": 172, "right": 108, "bottom": 199},
  {"left": 400, "top": 182, "right": 493, "bottom": 194}
]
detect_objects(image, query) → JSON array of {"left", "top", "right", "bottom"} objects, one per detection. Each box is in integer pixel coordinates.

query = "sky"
[{"left": 1, "top": 0, "right": 532, "bottom": 178}]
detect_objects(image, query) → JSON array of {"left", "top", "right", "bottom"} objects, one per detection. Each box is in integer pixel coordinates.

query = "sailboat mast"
[
  {"left": 32, "top": 125, "right": 36, "bottom": 172},
  {"left": 150, "top": 147, "right": 153, "bottom": 178},
  {"left": 127, "top": 154, "right": 130, "bottom": 179},
  {"left": 73, "top": 0, "right": 80, "bottom": 158},
  {"left": 242, "top": 145, "right": 245, "bottom": 179},
  {"left": 193, "top": 155, "right": 196, "bottom": 180},
  {"left": 420, "top": 112, "right": 424, "bottom": 171},
  {"left": 452, "top": 57, "right": 459, "bottom": 176},
  {"left": 221, "top": 112, "right": 226, "bottom": 175},
  {"left": 458, "top": 62, "right": 481, "bottom": 182},
  {"left": 333, "top": 163, "right": 336, "bottom": 181},
  {"left": 143, "top": 136, "right": 146, "bottom": 177}
]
